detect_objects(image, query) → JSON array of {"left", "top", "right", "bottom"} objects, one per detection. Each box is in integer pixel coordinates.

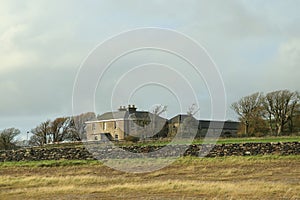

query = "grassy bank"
[
  {"left": 39, "top": 136, "right": 300, "bottom": 148},
  {"left": 1, "top": 155, "right": 299, "bottom": 199},
  {"left": 202, "top": 135, "right": 300, "bottom": 144},
  {"left": 117, "top": 135, "right": 300, "bottom": 147}
]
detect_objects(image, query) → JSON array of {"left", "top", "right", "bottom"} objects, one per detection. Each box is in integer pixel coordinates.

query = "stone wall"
[{"left": 0, "top": 142, "right": 299, "bottom": 162}]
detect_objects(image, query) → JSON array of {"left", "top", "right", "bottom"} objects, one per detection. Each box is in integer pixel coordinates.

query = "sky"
[{"left": 0, "top": 0, "right": 300, "bottom": 140}]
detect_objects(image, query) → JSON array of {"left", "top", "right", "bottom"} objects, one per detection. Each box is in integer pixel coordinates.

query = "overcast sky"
[{"left": 1, "top": 0, "right": 299, "bottom": 139}]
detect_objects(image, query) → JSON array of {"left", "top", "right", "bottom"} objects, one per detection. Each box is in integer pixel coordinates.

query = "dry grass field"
[{"left": 0, "top": 156, "right": 299, "bottom": 199}]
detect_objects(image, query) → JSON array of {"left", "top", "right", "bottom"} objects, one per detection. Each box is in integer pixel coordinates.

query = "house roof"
[
  {"left": 97, "top": 111, "right": 127, "bottom": 120},
  {"left": 93, "top": 111, "right": 239, "bottom": 130},
  {"left": 97, "top": 110, "right": 167, "bottom": 121}
]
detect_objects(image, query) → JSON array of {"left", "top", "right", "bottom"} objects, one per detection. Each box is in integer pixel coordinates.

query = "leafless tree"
[
  {"left": 49, "top": 117, "right": 70, "bottom": 143},
  {"left": 70, "top": 112, "right": 96, "bottom": 141},
  {"left": 187, "top": 103, "right": 200, "bottom": 116},
  {"left": 128, "top": 105, "right": 168, "bottom": 139},
  {"left": 175, "top": 104, "right": 200, "bottom": 139},
  {"left": 149, "top": 105, "right": 168, "bottom": 138},
  {"left": 29, "top": 120, "right": 51, "bottom": 146},
  {"left": 291, "top": 105, "right": 300, "bottom": 132},
  {"left": 231, "top": 92, "right": 264, "bottom": 136},
  {"left": 263, "top": 90, "right": 299, "bottom": 135},
  {"left": 152, "top": 105, "right": 167, "bottom": 116},
  {"left": 0, "top": 128, "right": 20, "bottom": 150}
]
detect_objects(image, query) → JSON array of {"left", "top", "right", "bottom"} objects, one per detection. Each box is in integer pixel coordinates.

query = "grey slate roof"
[
  {"left": 97, "top": 110, "right": 167, "bottom": 121},
  {"left": 169, "top": 114, "right": 240, "bottom": 130},
  {"left": 199, "top": 120, "right": 240, "bottom": 130},
  {"left": 97, "top": 111, "right": 127, "bottom": 120}
]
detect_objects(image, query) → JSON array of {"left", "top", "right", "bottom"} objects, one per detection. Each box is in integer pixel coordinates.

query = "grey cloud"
[
  {"left": 0, "top": 66, "right": 77, "bottom": 117},
  {"left": 0, "top": 0, "right": 299, "bottom": 132}
]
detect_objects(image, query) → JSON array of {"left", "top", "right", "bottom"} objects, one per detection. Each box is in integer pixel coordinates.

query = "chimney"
[
  {"left": 127, "top": 104, "right": 137, "bottom": 112},
  {"left": 118, "top": 105, "right": 127, "bottom": 111}
]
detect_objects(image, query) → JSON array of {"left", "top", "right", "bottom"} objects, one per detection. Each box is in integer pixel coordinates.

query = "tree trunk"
[
  {"left": 289, "top": 117, "right": 293, "bottom": 133},
  {"left": 245, "top": 123, "right": 249, "bottom": 137},
  {"left": 268, "top": 114, "right": 273, "bottom": 135},
  {"left": 43, "top": 133, "right": 47, "bottom": 145},
  {"left": 276, "top": 123, "right": 282, "bottom": 136}
]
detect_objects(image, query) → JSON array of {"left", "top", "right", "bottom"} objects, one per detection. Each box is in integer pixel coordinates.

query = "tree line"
[
  {"left": 1, "top": 90, "right": 299, "bottom": 150},
  {"left": 29, "top": 112, "right": 96, "bottom": 146},
  {"left": 0, "top": 112, "right": 96, "bottom": 150},
  {"left": 231, "top": 90, "right": 300, "bottom": 137}
]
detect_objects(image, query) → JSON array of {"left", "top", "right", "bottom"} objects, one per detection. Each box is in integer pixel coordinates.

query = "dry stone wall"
[{"left": 0, "top": 142, "right": 299, "bottom": 162}]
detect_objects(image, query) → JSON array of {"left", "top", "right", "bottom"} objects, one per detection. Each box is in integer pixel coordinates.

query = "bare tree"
[
  {"left": 70, "top": 112, "right": 96, "bottom": 141},
  {"left": 150, "top": 105, "right": 168, "bottom": 138},
  {"left": 187, "top": 103, "right": 200, "bottom": 116},
  {"left": 288, "top": 95, "right": 300, "bottom": 133},
  {"left": 175, "top": 104, "right": 200, "bottom": 139},
  {"left": 263, "top": 90, "right": 299, "bottom": 135},
  {"left": 129, "top": 105, "right": 168, "bottom": 139},
  {"left": 291, "top": 105, "right": 300, "bottom": 132},
  {"left": 152, "top": 105, "right": 167, "bottom": 116},
  {"left": 29, "top": 120, "right": 51, "bottom": 146},
  {"left": 0, "top": 128, "right": 20, "bottom": 150},
  {"left": 231, "top": 92, "right": 264, "bottom": 136},
  {"left": 49, "top": 117, "right": 70, "bottom": 143}
]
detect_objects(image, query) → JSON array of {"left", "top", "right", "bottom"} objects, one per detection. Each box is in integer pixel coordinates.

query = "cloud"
[
  {"left": 0, "top": 24, "right": 38, "bottom": 73},
  {"left": 0, "top": 0, "right": 299, "bottom": 132},
  {"left": 261, "top": 38, "right": 300, "bottom": 92},
  {"left": 278, "top": 38, "right": 300, "bottom": 68},
  {"left": 0, "top": 66, "right": 77, "bottom": 117}
]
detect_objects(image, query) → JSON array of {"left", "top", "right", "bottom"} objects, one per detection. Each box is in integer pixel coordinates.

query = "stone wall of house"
[{"left": 0, "top": 142, "right": 299, "bottom": 162}]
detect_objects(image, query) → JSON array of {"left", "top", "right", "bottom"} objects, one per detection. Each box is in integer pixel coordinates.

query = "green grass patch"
[
  {"left": 115, "top": 136, "right": 300, "bottom": 146},
  {"left": 26, "top": 136, "right": 300, "bottom": 149},
  {"left": 1, "top": 155, "right": 299, "bottom": 168},
  {"left": 211, "top": 136, "right": 300, "bottom": 144},
  {"left": 0, "top": 159, "right": 100, "bottom": 168}
]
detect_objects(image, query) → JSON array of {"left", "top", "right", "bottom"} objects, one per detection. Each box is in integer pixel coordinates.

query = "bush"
[
  {"left": 124, "top": 135, "right": 140, "bottom": 143},
  {"left": 254, "top": 132, "right": 266, "bottom": 137}
]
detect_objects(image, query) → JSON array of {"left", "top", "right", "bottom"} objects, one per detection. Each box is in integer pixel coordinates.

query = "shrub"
[{"left": 124, "top": 135, "right": 140, "bottom": 143}]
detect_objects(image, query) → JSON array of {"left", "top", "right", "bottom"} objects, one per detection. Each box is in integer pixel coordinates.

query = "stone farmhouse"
[
  {"left": 85, "top": 105, "right": 167, "bottom": 141},
  {"left": 85, "top": 105, "right": 239, "bottom": 141}
]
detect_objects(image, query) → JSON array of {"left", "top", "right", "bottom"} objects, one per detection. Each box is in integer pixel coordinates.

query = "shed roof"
[
  {"left": 199, "top": 120, "right": 239, "bottom": 130},
  {"left": 169, "top": 115, "right": 240, "bottom": 130}
]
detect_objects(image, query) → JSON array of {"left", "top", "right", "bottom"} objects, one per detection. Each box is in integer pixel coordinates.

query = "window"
[
  {"left": 114, "top": 121, "right": 117, "bottom": 129},
  {"left": 92, "top": 123, "right": 96, "bottom": 130},
  {"left": 94, "top": 136, "right": 98, "bottom": 140},
  {"left": 115, "top": 134, "right": 118, "bottom": 140},
  {"left": 103, "top": 122, "right": 106, "bottom": 130}
]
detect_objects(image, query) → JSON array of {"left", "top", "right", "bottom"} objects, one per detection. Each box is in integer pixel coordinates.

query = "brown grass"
[{"left": 0, "top": 156, "right": 299, "bottom": 199}]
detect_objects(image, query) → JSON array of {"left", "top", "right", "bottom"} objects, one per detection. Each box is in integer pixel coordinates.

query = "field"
[
  {"left": 41, "top": 135, "right": 300, "bottom": 148},
  {"left": 1, "top": 156, "right": 299, "bottom": 199}
]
